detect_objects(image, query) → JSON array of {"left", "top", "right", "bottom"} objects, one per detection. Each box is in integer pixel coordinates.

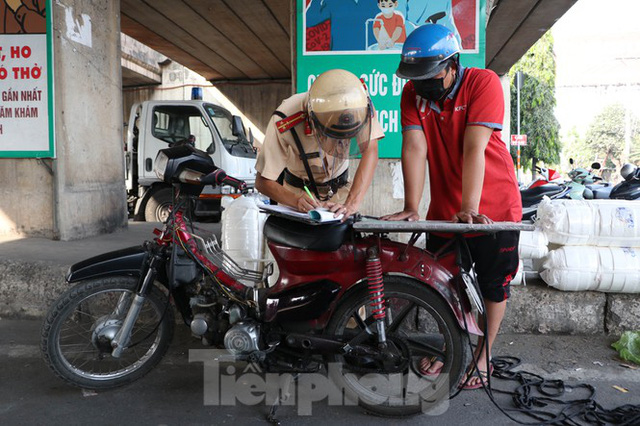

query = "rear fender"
[
  {"left": 66, "top": 246, "right": 149, "bottom": 283},
  {"left": 379, "top": 242, "right": 483, "bottom": 336}
]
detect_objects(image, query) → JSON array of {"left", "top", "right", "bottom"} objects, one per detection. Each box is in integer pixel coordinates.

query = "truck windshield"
[{"left": 205, "top": 104, "right": 256, "bottom": 159}]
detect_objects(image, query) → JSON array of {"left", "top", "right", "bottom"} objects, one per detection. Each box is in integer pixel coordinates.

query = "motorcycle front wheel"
[
  {"left": 41, "top": 276, "right": 174, "bottom": 390},
  {"left": 326, "top": 276, "right": 470, "bottom": 417}
]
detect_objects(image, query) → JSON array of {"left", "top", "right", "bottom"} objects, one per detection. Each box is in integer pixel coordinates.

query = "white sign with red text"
[{"left": 511, "top": 134, "right": 527, "bottom": 146}]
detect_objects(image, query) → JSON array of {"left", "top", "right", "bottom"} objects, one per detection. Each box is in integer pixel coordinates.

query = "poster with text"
[
  {"left": 0, "top": 0, "right": 54, "bottom": 158},
  {"left": 298, "top": 0, "right": 485, "bottom": 158}
]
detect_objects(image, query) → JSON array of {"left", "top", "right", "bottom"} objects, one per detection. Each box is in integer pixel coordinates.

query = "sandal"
[
  {"left": 418, "top": 355, "right": 444, "bottom": 377},
  {"left": 460, "top": 364, "right": 493, "bottom": 390}
]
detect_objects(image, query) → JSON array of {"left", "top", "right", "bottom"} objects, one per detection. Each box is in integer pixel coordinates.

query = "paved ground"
[{"left": 1, "top": 319, "right": 639, "bottom": 426}]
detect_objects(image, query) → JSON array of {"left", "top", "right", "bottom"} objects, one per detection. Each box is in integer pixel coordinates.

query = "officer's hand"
[
  {"left": 451, "top": 210, "right": 493, "bottom": 224},
  {"left": 296, "top": 194, "right": 320, "bottom": 213},
  {"left": 325, "top": 202, "right": 357, "bottom": 222},
  {"left": 380, "top": 210, "right": 420, "bottom": 222}
]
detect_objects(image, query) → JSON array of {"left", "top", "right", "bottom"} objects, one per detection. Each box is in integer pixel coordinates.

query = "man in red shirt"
[{"left": 383, "top": 24, "right": 522, "bottom": 389}]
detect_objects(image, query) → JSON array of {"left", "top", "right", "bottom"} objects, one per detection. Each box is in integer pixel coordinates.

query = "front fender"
[{"left": 66, "top": 246, "right": 149, "bottom": 283}]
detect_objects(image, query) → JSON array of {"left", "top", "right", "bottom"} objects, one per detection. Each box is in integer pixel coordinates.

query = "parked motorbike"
[
  {"left": 41, "top": 145, "right": 477, "bottom": 417},
  {"left": 520, "top": 160, "right": 608, "bottom": 220},
  {"left": 566, "top": 159, "right": 611, "bottom": 200},
  {"left": 525, "top": 165, "right": 563, "bottom": 189},
  {"left": 610, "top": 163, "right": 640, "bottom": 200}
]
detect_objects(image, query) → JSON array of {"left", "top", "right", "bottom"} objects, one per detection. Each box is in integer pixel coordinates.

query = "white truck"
[{"left": 125, "top": 100, "right": 257, "bottom": 222}]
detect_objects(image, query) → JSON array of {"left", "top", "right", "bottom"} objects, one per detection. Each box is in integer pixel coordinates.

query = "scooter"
[
  {"left": 566, "top": 159, "right": 611, "bottom": 200},
  {"left": 610, "top": 163, "right": 640, "bottom": 200},
  {"left": 583, "top": 162, "right": 613, "bottom": 199},
  {"left": 41, "top": 145, "right": 479, "bottom": 418}
]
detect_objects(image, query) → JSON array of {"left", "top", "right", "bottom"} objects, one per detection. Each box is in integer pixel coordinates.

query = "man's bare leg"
[{"left": 466, "top": 299, "right": 507, "bottom": 387}]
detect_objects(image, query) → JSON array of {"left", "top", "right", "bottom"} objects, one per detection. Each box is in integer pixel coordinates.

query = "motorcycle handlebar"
[{"left": 200, "top": 169, "right": 248, "bottom": 193}]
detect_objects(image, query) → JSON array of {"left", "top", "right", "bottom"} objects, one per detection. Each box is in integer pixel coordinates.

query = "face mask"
[
  {"left": 379, "top": 5, "right": 395, "bottom": 17},
  {"left": 412, "top": 66, "right": 454, "bottom": 102}
]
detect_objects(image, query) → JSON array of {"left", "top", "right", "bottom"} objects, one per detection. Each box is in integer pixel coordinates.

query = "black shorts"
[{"left": 426, "top": 231, "right": 520, "bottom": 303}]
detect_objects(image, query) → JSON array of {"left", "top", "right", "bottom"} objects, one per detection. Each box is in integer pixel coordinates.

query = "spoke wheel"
[
  {"left": 41, "top": 277, "right": 174, "bottom": 390},
  {"left": 326, "top": 276, "right": 470, "bottom": 417}
]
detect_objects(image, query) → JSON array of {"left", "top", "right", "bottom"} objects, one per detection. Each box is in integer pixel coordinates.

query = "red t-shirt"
[{"left": 400, "top": 67, "right": 522, "bottom": 222}]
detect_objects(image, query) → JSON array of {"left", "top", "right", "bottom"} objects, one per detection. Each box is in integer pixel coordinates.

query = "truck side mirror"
[{"left": 231, "top": 115, "right": 246, "bottom": 139}]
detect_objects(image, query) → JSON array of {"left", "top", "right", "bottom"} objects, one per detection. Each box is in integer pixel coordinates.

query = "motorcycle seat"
[
  {"left": 263, "top": 215, "right": 350, "bottom": 252},
  {"left": 520, "top": 184, "right": 565, "bottom": 204}
]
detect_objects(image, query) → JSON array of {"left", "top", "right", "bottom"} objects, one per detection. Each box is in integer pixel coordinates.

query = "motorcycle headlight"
[{"left": 154, "top": 151, "right": 169, "bottom": 181}]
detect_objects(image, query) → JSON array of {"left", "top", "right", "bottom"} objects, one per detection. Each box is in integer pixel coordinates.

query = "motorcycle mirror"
[
  {"left": 591, "top": 162, "right": 601, "bottom": 170},
  {"left": 569, "top": 158, "right": 574, "bottom": 166}
]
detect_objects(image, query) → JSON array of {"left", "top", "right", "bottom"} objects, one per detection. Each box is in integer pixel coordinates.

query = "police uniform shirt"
[{"left": 256, "top": 92, "right": 385, "bottom": 204}]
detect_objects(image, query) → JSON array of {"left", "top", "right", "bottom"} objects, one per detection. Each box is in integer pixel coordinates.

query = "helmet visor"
[
  {"left": 397, "top": 56, "right": 448, "bottom": 80},
  {"left": 310, "top": 103, "right": 372, "bottom": 159}
]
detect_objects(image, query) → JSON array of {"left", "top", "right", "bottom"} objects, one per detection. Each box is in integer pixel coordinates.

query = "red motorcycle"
[
  {"left": 526, "top": 165, "right": 563, "bottom": 189},
  {"left": 41, "top": 145, "right": 481, "bottom": 417}
]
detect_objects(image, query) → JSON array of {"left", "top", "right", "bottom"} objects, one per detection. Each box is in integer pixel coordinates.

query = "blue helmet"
[{"left": 397, "top": 24, "right": 461, "bottom": 80}]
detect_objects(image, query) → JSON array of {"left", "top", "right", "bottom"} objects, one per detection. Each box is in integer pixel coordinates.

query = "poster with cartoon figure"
[
  {"left": 298, "top": 0, "right": 484, "bottom": 158},
  {"left": 1, "top": 0, "right": 46, "bottom": 34},
  {"left": 0, "top": 0, "right": 54, "bottom": 158},
  {"left": 304, "top": 0, "right": 476, "bottom": 54}
]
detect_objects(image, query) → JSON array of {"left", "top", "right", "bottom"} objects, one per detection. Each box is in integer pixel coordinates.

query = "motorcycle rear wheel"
[
  {"left": 41, "top": 276, "right": 174, "bottom": 390},
  {"left": 326, "top": 276, "right": 470, "bottom": 417}
]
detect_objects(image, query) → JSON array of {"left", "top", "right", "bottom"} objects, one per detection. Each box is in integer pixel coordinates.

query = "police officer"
[{"left": 255, "top": 69, "right": 385, "bottom": 220}]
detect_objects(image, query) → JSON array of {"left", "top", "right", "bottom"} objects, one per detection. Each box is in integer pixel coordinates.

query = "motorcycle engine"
[{"left": 224, "top": 322, "right": 260, "bottom": 355}]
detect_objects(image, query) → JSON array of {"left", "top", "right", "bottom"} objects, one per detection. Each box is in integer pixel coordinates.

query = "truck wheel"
[{"left": 144, "top": 188, "right": 173, "bottom": 222}]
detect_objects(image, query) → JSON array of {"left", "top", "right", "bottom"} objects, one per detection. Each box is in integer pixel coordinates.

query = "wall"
[
  {"left": 52, "top": 0, "right": 127, "bottom": 240},
  {"left": 122, "top": 61, "right": 284, "bottom": 144},
  {"left": 215, "top": 82, "right": 292, "bottom": 132},
  {"left": 0, "top": 159, "right": 54, "bottom": 237},
  {"left": 352, "top": 157, "right": 430, "bottom": 243}
]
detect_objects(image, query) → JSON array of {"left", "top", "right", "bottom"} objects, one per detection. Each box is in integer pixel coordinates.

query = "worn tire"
[
  {"left": 41, "top": 277, "right": 174, "bottom": 390},
  {"left": 144, "top": 187, "right": 173, "bottom": 222},
  {"left": 325, "top": 276, "right": 470, "bottom": 417}
]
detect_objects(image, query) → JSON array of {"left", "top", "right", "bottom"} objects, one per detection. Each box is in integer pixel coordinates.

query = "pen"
[{"left": 303, "top": 185, "right": 316, "bottom": 202}]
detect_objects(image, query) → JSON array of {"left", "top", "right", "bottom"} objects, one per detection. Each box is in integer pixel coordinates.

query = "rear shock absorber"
[{"left": 366, "top": 247, "right": 386, "bottom": 346}]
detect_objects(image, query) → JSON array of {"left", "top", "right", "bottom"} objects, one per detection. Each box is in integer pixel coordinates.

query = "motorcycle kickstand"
[{"left": 266, "top": 373, "right": 299, "bottom": 425}]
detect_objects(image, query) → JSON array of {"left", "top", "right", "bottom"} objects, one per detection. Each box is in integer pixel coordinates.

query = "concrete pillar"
[
  {"left": 500, "top": 73, "right": 511, "bottom": 148},
  {"left": 51, "top": 0, "right": 127, "bottom": 240}
]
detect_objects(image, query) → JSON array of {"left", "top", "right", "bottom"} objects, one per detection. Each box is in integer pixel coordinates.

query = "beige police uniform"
[{"left": 256, "top": 92, "right": 385, "bottom": 204}]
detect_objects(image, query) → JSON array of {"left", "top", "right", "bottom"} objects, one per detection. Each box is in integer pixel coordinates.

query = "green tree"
[
  {"left": 509, "top": 32, "right": 561, "bottom": 174},
  {"left": 563, "top": 126, "right": 593, "bottom": 166},
  {"left": 583, "top": 103, "right": 640, "bottom": 169}
]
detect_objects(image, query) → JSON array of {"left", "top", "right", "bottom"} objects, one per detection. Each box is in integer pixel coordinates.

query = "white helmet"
[{"left": 307, "top": 69, "right": 372, "bottom": 159}]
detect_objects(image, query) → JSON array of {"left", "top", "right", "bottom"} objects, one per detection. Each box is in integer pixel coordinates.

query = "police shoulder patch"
[{"left": 276, "top": 111, "right": 307, "bottom": 134}]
